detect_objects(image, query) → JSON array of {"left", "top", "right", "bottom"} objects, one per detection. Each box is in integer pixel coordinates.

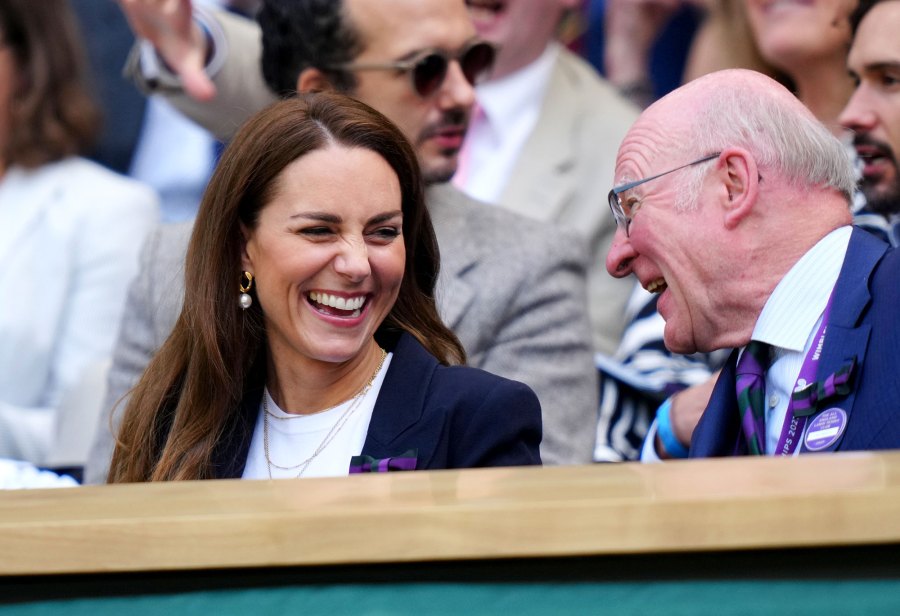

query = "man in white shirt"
[
  {"left": 460, "top": 1, "right": 640, "bottom": 353},
  {"left": 606, "top": 69, "right": 900, "bottom": 458}
]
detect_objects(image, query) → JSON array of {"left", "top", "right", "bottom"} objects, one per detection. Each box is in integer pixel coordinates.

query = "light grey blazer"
[
  {"left": 497, "top": 46, "right": 640, "bottom": 355},
  {"left": 84, "top": 181, "right": 599, "bottom": 482}
]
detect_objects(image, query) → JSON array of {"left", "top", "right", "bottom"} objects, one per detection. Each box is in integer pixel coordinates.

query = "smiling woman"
[{"left": 108, "top": 93, "right": 542, "bottom": 482}]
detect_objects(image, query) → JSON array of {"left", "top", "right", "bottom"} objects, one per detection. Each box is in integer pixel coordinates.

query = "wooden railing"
[{"left": 2, "top": 451, "right": 900, "bottom": 576}]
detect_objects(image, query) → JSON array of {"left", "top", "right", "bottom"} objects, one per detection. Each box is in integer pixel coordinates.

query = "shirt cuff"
[{"left": 129, "top": 4, "right": 227, "bottom": 92}]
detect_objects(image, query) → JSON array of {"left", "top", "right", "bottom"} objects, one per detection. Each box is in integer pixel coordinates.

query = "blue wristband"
[{"left": 657, "top": 397, "right": 689, "bottom": 459}]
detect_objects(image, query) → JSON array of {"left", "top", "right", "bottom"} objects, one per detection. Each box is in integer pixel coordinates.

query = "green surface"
[{"left": 4, "top": 580, "right": 900, "bottom": 616}]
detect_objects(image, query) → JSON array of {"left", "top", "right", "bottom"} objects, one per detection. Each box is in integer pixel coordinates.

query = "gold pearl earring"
[{"left": 239, "top": 271, "right": 254, "bottom": 310}]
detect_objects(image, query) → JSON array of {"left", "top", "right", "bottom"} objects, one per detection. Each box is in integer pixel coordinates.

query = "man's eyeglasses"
[
  {"left": 608, "top": 153, "right": 721, "bottom": 236},
  {"left": 329, "top": 40, "right": 496, "bottom": 99}
]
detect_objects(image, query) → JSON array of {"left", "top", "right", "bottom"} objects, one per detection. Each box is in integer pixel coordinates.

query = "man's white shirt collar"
[
  {"left": 474, "top": 42, "right": 559, "bottom": 141},
  {"left": 752, "top": 226, "right": 852, "bottom": 352}
]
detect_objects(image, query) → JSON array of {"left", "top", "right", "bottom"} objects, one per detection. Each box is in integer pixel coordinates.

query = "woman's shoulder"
[
  {"left": 390, "top": 333, "right": 537, "bottom": 404},
  {"left": 26, "top": 158, "right": 160, "bottom": 233},
  {"left": 29, "top": 157, "right": 158, "bottom": 213}
]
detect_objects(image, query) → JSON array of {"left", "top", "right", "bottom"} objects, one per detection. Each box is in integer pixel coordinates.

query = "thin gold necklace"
[{"left": 263, "top": 348, "right": 387, "bottom": 478}]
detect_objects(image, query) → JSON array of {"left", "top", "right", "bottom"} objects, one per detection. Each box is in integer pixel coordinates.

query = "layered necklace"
[{"left": 262, "top": 348, "right": 388, "bottom": 479}]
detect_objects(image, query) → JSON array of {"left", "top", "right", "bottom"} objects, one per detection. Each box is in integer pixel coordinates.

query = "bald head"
[{"left": 617, "top": 69, "right": 856, "bottom": 207}]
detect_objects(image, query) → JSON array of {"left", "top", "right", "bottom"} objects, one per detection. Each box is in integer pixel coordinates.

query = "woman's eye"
[
  {"left": 299, "top": 227, "right": 333, "bottom": 237},
  {"left": 371, "top": 227, "right": 401, "bottom": 240}
]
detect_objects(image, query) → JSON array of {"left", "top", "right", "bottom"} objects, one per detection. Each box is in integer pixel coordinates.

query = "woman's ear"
[
  {"left": 717, "top": 148, "right": 760, "bottom": 230},
  {"left": 239, "top": 222, "right": 254, "bottom": 271},
  {"left": 296, "top": 67, "right": 334, "bottom": 94}
]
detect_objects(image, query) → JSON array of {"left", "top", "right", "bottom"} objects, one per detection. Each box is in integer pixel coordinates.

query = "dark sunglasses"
[{"left": 328, "top": 40, "right": 497, "bottom": 98}]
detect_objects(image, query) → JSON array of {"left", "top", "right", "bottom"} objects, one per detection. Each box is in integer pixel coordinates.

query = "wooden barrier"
[{"left": 2, "top": 451, "right": 900, "bottom": 576}]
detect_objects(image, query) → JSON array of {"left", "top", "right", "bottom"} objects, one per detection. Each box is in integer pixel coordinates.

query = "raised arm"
[{"left": 121, "top": 2, "right": 276, "bottom": 141}]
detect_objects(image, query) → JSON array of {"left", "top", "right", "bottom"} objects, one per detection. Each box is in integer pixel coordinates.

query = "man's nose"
[
  {"left": 839, "top": 86, "right": 878, "bottom": 134},
  {"left": 606, "top": 227, "right": 637, "bottom": 279},
  {"left": 437, "top": 59, "right": 476, "bottom": 111}
]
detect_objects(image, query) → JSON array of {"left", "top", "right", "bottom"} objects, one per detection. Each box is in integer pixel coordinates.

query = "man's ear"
[
  {"left": 296, "top": 67, "right": 334, "bottom": 94},
  {"left": 239, "top": 222, "right": 254, "bottom": 271},
  {"left": 716, "top": 148, "right": 760, "bottom": 230}
]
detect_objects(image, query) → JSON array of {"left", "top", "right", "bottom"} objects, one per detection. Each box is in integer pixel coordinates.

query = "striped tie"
[{"left": 735, "top": 341, "right": 772, "bottom": 455}]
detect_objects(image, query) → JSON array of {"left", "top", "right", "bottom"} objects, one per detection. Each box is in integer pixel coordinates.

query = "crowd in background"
[{"left": 2, "top": 0, "right": 899, "bottom": 488}]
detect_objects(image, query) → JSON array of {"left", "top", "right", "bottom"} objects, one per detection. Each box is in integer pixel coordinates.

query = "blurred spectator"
[
  {"left": 460, "top": 0, "right": 639, "bottom": 354},
  {"left": 744, "top": 0, "right": 856, "bottom": 135},
  {"left": 590, "top": 0, "right": 702, "bottom": 107},
  {"left": 71, "top": 0, "right": 259, "bottom": 221},
  {"left": 0, "top": 0, "right": 158, "bottom": 466}
]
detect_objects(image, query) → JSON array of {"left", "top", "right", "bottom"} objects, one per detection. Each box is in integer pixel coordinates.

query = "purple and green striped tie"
[{"left": 736, "top": 341, "right": 772, "bottom": 456}]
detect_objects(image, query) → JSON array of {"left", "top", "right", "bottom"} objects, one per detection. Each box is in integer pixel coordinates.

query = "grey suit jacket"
[
  {"left": 84, "top": 181, "right": 598, "bottom": 482},
  {"left": 498, "top": 47, "right": 639, "bottom": 354}
]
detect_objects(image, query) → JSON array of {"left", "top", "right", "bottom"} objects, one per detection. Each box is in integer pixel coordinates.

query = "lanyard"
[{"left": 773, "top": 294, "right": 835, "bottom": 456}]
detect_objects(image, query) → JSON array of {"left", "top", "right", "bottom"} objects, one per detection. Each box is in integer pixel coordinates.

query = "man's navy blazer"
[
  {"left": 692, "top": 228, "right": 900, "bottom": 457},
  {"left": 209, "top": 331, "right": 543, "bottom": 478}
]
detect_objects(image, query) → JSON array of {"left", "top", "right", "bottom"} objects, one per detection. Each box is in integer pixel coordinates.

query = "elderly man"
[
  {"left": 606, "top": 69, "right": 900, "bottom": 457},
  {"left": 840, "top": 0, "right": 900, "bottom": 244},
  {"left": 84, "top": 0, "right": 599, "bottom": 482}
]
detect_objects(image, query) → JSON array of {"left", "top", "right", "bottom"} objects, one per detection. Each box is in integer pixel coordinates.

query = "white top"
[
  {"left": 454, "top": 43, "right": 558, "bottom": 204},
  {"left": 242, "top": 353, "right": 393, "bottom": 479},
  {"left": 641, "top": 226, "right": 853, "bottom": 461}
]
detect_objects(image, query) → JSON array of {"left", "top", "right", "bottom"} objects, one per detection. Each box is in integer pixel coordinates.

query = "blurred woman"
[
  {"left": 743, "top": 0, "right": 856, "bottom": 134},
  {"left": 108, "top": 94, "right": 541, "bottom": 482},
  {"left": 0, "top": 0, "right": 158, "bottom": 465}
]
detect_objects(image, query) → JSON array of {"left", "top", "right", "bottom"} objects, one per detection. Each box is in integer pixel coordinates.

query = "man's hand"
[{"left": 118, "top": 0, "right": 217, "bottom": 101}]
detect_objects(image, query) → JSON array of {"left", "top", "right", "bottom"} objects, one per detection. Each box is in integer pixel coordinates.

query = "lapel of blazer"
[
  {"left": 690, "top": 349, "right": 746, "bottom": 457},
  {"left": 361, "top": 332, "right": 437, "bottom": 465},
  {"left": 425, "top": 184, "right": 479, "bottom": 329},
  {"left": 800, "top": 228, "right": 884, "bottom": 453},
  {"left": 499, "top": 53, "right": 577, "bottom": 223},
  {"left": 212, "top": 384, "right": 262, "bottom": 479},
  {"left": 0, "top": 166, "right": 59, "bottom": 265}
]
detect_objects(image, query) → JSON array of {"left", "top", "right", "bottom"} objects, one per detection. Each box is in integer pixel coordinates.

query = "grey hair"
[{"left": 675, "top": 84, "right": 857, "bottom": 210}]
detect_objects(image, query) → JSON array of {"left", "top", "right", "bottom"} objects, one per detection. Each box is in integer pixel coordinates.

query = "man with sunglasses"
[
  {"left": 606, "top": 69, "right": 900, "bottom": 458},
  {"left": 84, "top": 0, "right": 599, "bottom": 482}
]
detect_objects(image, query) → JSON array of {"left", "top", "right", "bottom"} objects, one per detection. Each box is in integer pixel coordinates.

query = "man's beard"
[
  {"left": 862, "top": 174, "right": 900, "bottom": 218},
  {"left": 856, "top": 135, "right": 900, "bottom": 217},
  {"left": 418, "top": 109, "right": 468, "bottom": 185}
]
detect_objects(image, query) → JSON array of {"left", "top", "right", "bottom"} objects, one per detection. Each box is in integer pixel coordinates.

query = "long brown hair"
[
  {"left": 0, "top": 0, "right": 100, "bottom": 167},
  {"left": 109, "top": 93, "right": 464, "bottom": 482}
]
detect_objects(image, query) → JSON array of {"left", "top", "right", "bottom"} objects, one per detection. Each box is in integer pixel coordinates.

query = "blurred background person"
[
  {"left": 109, "top": 94, "right": 541, "bottom": 482},
  {"left": 0, "top": 0, "right": 158, "bottom": 468},
  {"left": 839, "top": 0, "right": 900, "bottom": 245},
  {"left": 71, "top": 0, "right": 261, "bottom": 222},
  {"left": 743, "top": 0, "right": 856, "bottom": 135},
  {"left": 456, "top": 1, "right": 639, "bottom": 355}
]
